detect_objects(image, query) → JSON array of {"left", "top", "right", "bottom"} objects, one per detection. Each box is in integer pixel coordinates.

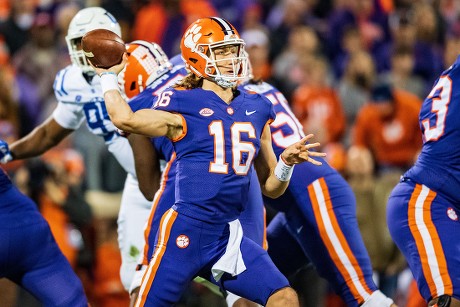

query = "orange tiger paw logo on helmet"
[{"left": 183, "top": 24, "right": 203, "bottom": 51}]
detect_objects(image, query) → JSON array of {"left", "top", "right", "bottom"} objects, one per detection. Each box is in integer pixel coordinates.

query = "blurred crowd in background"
[{"left": 0, "top": 0, "right": 459, "bottom": 306}]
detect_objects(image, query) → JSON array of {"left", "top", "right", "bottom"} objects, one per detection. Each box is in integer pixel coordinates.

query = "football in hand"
[{"left": 81, "top": 29, "right": 126, "bottom": 69}]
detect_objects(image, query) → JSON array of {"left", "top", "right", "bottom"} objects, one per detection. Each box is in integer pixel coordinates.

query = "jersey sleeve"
[
  {"left": 52, "top": 66, "right": 88, "bottom": 130},
  {"left": 259, "top": 94, "right": 276, "bottom": 125},
  {"left": 52, "top": 101, "right": 85, "bottom": 130},
  {"left": 269, "top": 101, "right": 276, "bottom": 124},
  {"left": 128, "top": 88, "right": 156, "bottom": 112},
  {"left": 151, "top": 88, "right": 181, "bottom": 113}
]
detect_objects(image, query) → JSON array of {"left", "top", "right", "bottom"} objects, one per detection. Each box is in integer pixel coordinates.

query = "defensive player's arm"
[
  {"left": 255, "top": 124, "right": 325, "bottom": 199},
  {"left": 9, "top": 116, "right": 73, "bottom": 160},
  {"left": 127, "top": 134, "right": 161, "bottom": 201}
]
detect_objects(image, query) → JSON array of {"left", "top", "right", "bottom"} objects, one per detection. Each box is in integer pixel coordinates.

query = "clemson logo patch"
[
  {"left": 199, "top": 108, "right": 214, "bottom": 116},
  {"left": 176, "top": 235, "right": 190, "bottom": 249}
]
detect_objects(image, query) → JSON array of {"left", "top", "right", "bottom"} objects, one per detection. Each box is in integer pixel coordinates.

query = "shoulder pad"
[
  {"left": 242, "top": 82, "right": 274, "bottom": 95},
  {"left": 54, "top": 65, "right": 103, "bottom": 104}
]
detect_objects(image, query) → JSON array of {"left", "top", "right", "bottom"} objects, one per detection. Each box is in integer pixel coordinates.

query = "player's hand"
[
  {"left": 92, "top": 52, "right": 128, "bottom": 76},
  {"left": 0, "top": 140, "right": 13, "bottom": 164},
  {"left": 280, "top": 134, "right": 326, "bottom": 166}
]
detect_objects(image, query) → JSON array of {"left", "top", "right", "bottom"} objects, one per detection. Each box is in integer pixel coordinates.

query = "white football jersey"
[{"left": 52, "top": 64, "right": 135, "bottom": 176}]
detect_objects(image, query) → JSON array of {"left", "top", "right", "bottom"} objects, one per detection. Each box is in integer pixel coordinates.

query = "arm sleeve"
[{"left": 128, "top": 89, "right": 156, "bottom": 112}]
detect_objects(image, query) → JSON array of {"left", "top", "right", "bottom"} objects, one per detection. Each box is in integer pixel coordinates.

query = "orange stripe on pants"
[
  {"left": 408, "top": 184, "right": 452, "bottom": 297},
  {"left": 308, "top": 178, "right": 372, "bottom": 304},
  {"left": 141, "top": 153, "right": 176, "bottom": 265},
  {"left": 135, "top": 209, "right": 178, "bottom": 307}
]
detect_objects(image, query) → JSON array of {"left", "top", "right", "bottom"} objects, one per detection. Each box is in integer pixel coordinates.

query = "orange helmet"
[
  {"left": 119, "top": 40, "right": 172, "bottom": 99},
  {"left": 180, "top": 17, "right": 248, "bottom": 88}
]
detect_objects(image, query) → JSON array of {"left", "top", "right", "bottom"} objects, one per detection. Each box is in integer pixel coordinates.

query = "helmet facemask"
[
  {"left": 181, "top": 17, "right": 249, "bottom": 88},
  {"left": 65, "top": 7, "right": 121, "bottom": 74},
  {"left": 197, "top": 41, "right": 248, "bottom": 88},
  {"left": 66, "top": 36, "right": 95, "bottom": 74}
]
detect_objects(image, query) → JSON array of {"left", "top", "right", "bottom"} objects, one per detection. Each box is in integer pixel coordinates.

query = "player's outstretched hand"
[
  {"left": 280, "top": 134, "right": 326, "bottom": 166},
  {"left": 91, "top": 52, "right": 128, "bottom": 76},
  {"left": 0, "top": 140, "right": 13, "bottom": 164}
]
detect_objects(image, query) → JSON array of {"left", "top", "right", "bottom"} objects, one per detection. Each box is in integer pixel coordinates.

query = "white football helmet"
[{"left": 66, "top": 7, "right": 121, "bottom": 73}]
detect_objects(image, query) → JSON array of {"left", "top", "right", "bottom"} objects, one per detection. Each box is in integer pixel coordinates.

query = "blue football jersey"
[
  {"left": 153, "top": 87, "right": 275, "bottom": 223},
  {"left": 239, "top": 82, "right": 335, "bottom": 211},
  {"left": 240, "top": 82, "right": 381, "bottom": 305},
  {"left": 0, "top": 167, "right": 11, "bottom": 193},
  {"left": 128, "top": 55, "right": 187, "bottom": 113},
  {"left": 404, "top": 56, "right": 460, "bottom": 204},
  {"left": 128, "top": 62, "right": 266, "bottom": 269},
  {"left": 128, "top": 56, "right": 185, "bottom": 163},
  {"left": 0, "top": 166, "right": 88, "bottom": 305}
]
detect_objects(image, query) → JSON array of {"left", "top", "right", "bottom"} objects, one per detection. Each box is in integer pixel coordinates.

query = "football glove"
[{"left": 0, "top": 140, "right": 13, "bottom": 164}]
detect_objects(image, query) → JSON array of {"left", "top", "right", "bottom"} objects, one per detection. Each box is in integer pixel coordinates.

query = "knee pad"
[{"left": 433, "top": 295, "right": 451, "bottom": 307}]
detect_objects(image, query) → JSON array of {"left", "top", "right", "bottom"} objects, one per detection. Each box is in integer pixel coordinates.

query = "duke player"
[
  {"left": 0, "top": 162, "right": 88, "bottom": 306},
  {"left": 94, "top": 17, "right": 325, "bottom": 306},
  {"left": 0, "top": 7, "right": 157, "bottom": 290},
  {"left": 120, "top": 41, "right": 267, "bottom": 307},
  {"left": 241, "top": 79, "right": 396, "bottom": 307},
  {"left": 387, "top": 55, "right": 460, "bottom": 306}
]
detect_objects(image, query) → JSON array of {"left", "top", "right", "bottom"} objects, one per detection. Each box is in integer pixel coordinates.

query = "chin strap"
[{"left": 212, "top": 75, "right": 237, "bottom": 88}]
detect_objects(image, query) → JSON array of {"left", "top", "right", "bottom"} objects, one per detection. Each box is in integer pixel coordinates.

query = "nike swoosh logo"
[{"left": 245, "top": 110, "right": 256, "bottom": 115}]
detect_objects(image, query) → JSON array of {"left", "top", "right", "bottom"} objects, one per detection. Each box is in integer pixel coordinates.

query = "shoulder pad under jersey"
[
  {"left": 54, "top": 64, "right": 103, "bottom": 104},
  {"left": 241, "top": 82, "right": 274, "bottom": 96}
]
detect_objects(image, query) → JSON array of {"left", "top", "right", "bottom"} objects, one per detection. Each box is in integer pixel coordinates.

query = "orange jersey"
[
  {"left": 352, "top": 89, "right": 422, "bottom": 168},
  {"left": 292, "top": 86, "right": 345, "bottom": 143}
]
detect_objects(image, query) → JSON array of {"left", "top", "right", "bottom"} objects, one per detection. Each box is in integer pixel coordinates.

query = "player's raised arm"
[{"left": 255, "top": 124, "right": 325, "bottom": 198}]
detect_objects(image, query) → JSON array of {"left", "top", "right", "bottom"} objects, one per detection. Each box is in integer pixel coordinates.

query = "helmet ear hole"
[{"left": 129, "top": 82, "right": 136, "bottom": 91}]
